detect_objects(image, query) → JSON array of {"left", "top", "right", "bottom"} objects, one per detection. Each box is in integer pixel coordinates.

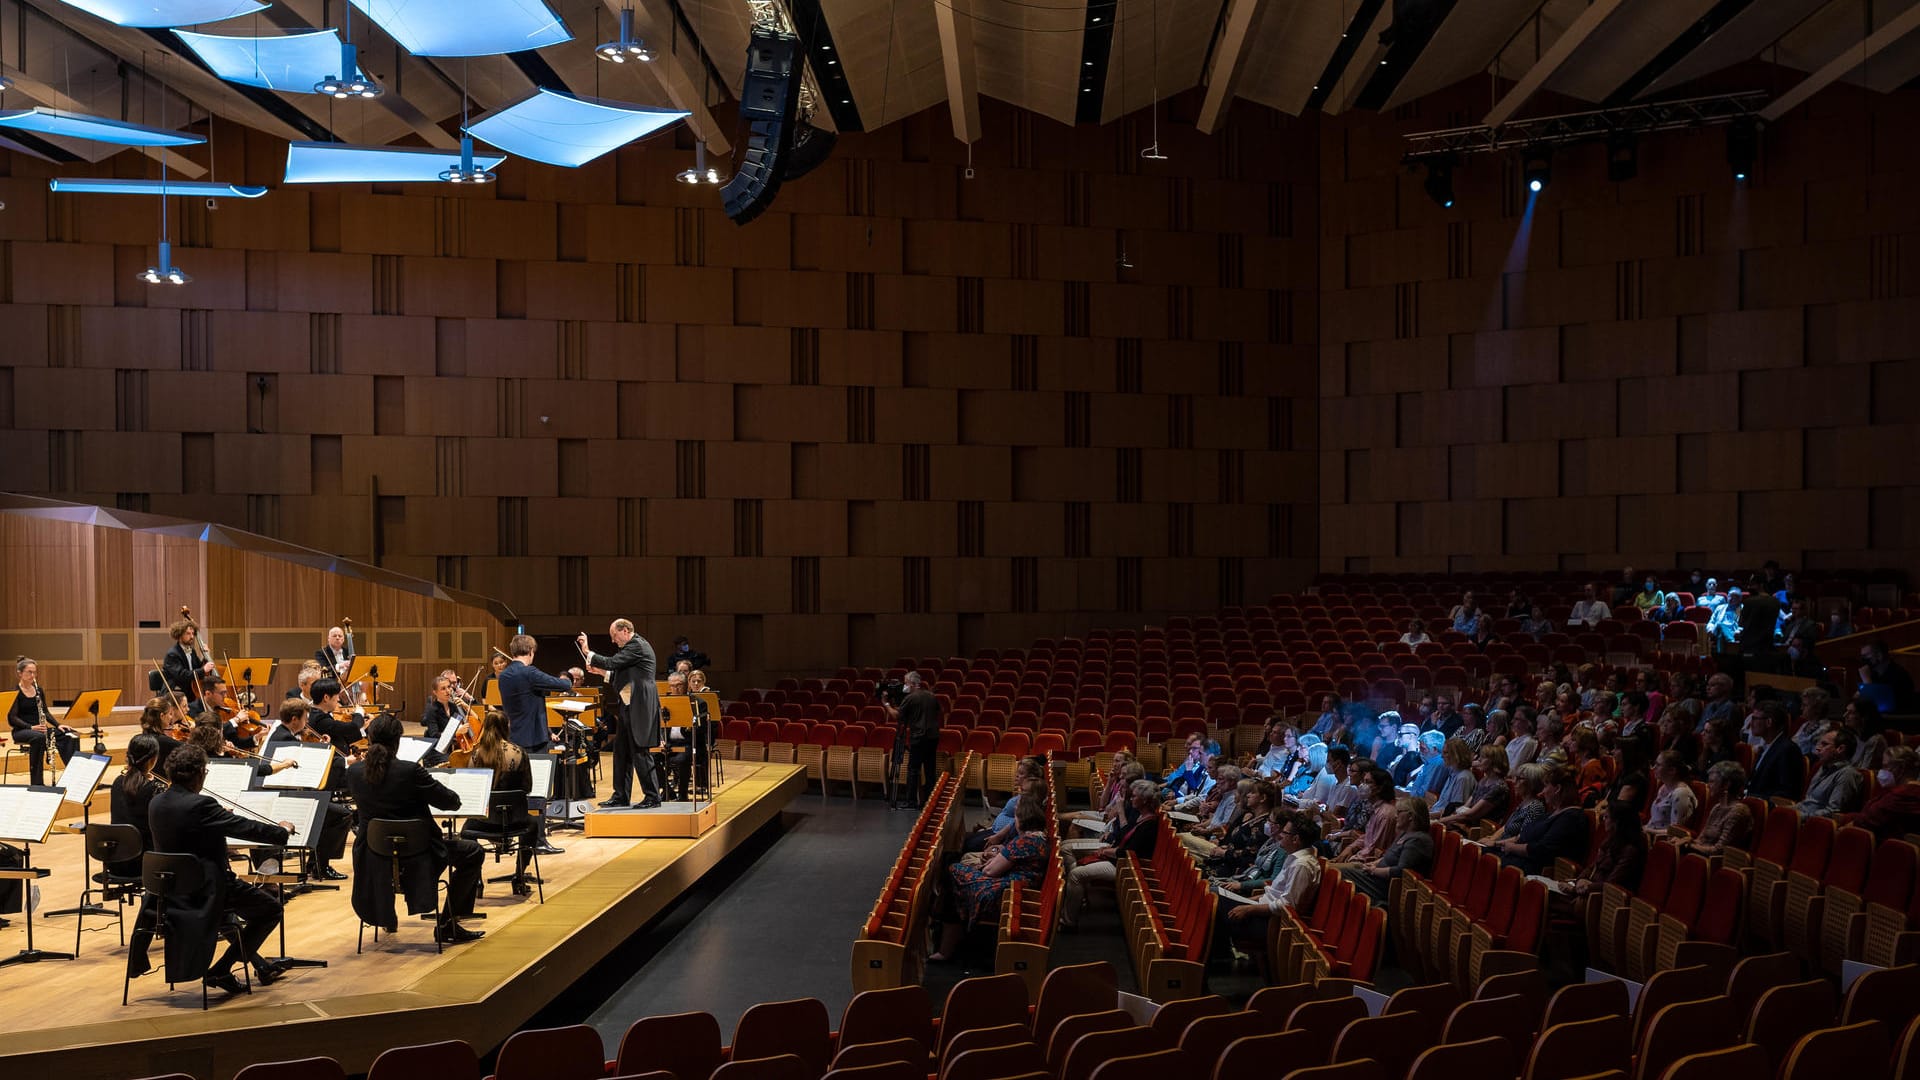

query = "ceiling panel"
[
  {"left": 1232, "top": 0, "right": 1343, "bottom": 118},
  {"left": 972, "top": 0, "right": 1085, "bottom": 126},
  {"left": 1099, "top": 0, "right": 1224, "bottom": 123},
  {"left": 1639, "top": 0, "right": 1831, "bottom": 97},
  {"left": 1544, "top": 0, "right": 1720, "bottom": 103},
  {"left": 825, "top": 0, "right": 947, "bottom": 129},
  {"left": 1387, "top": 0, "right": 1563, "bottom": 109}
]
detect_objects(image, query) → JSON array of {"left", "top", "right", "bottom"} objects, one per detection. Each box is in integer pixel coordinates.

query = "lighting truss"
[{"left": 1401, "top": 91, "right": 1768, "bottom": 162}]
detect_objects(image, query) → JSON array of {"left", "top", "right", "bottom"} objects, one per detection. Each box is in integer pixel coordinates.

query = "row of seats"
[
  {"left": 997, "top": 759, "right": 1066, "bottom": 997},
  {"left": 849, "top": 758, "right": 968, "bottom": 993},
  {"left": 1393, "top": 829, "right": 1550, "bottom": 993},
  {"left": 1115, "top": 816, "right": 1217, "bottom": 1002},
  {"left": 1742, "top": 814, "right": 1920, "bottom": 972},
  {"left": 1586, "top": 844, "right": 1746, "bottom": 982},
  {"left": 1269, "top": 864, "right": 1388, "bottom": 986}
]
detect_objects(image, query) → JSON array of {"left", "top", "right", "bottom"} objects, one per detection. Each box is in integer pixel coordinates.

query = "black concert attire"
[
  {"left": 420, "top": 697, "right": 462, "bottom": 767},
  {"left": 346, "top": 757, "right": 483, "bottom": 931},
  {"left": 108, "top": 774, "right": 165, "bottom": 878},
  {"left": 460, "top": 744, "right": 537, "bottom": 881},
  {"left": 8, "top": 688, "right": 79, "bottom": 786},
  {"left": 143, "top": 785, "right": 289, "bottom": 982},
  {"left": 897, "top": 688, "right": 943, "bottom": 807},
  {"left": 585, "top": 638, "right": 661, "bottom": 806},
  {"left": 161, "top": 641, "right": 211, "bottom": 699},
  {"left": 315, "top": 644, "right": 354, "bottom": 680},
  {"left": 261, "top": 724, "right": 353, "bottom": 871},
  {"left": 498, "top": 662, "right": 571, "bottom": 753},
  {"left": 152, "top": 729, "right": 183, "bottom": 772}
]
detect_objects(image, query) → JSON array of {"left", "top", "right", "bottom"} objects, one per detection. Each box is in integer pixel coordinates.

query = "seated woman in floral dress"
[{"left": 929, "top": 794, "right": 1050, "bottom": 962}]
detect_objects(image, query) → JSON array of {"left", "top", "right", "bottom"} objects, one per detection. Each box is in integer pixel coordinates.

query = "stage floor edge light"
[
  {"left": 52, "top": 0, "right": 266, "bottom": 27},
  {"left": 347, "top": 0, "right": 570, "bottom": 57},
  {"left": 50, "top": 178, "right": 268, "bottom": 197},
  {"left": 465, "top": 88, "right": 686, "bottom": 168},
  {"left": 284, "top": 140, "right": 507, "bottom": 184},
  {"left": 0, "top": 107, "right": 205, "bottom": 146}
]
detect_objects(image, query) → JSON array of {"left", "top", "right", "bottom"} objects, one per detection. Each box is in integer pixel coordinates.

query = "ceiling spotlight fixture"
[
  {"left": 139, "top": 241, "right": 192, "bottom": 286},
  {"left": 676, "top": 140, "right": 721, "bottom": 185},
  {"left": 596, "top": 6, "right": 653, "bottom": 63},
  {"left": 440, "top": 134, "right": 496, "bottom": 184},
  {"left": 316, "top": 4, "right": 381, "bottom": 97},
  {"left": 1422, "top": 156, "right": 1455, "bottom": 209},
  {"left": 1726, "top": 116, "right": 1757, "bottom": 182},
  {"left": 1521, "top": 147, "right": 1551, "bottom": 194}
]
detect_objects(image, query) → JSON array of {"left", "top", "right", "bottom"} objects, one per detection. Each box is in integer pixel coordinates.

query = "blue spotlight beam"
[
  {"left": 284, "top": 140, "right": 507, "bottom": 184},
  {"left": 50, "top": 177, "right": 268, "bottom": 197},
  {"left": 465, "top": 88, "right": 685, "bottom": 168},
  {"left": 174, "top": 29, "right": 369, "bottom": 93},
  {"left": 51, "top": 0, "right": 265, "bottom": 27},
  {"left": 347, "top": 0, "right": 570, "bottom": 57},
  {"left": 0, "top": 107, "right": 204, "bottom": 146}
]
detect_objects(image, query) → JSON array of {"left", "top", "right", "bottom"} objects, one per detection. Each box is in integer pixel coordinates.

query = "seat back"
[
  {"left": 1744, "top": 980, "right": 1837, "bottom": 1074},
  {"left": 1061, "top": 1028, "right": 1163, "bottom": 1080},
  {"left": 1147, "top": 994, "right": 1232, "bottom": 1047},
  {"left": 1723, "top": 952, "right": 1799, "bottom": 1023},
  {"left": 829, "top": 1039, "right": 923, "bottom": 1072},
  {"left": 1842, "top": 963, "right": 1920, "bottom": 1031},
  {"left": 1410, "top": 1037, "right": 1518, "bottom": 1080},
  {"left": 1632, "top": 966, "right": 1716, "bottom": 1046},
  {"left": 1030, "top": 962, "right": 1118, "bottom": 1047},
  {"left": 938, "top": 973, "right": 1031, "bottom": 1054},
  {"left": 1656, "top": 1044, "right": 1768, "bottom": 1080},
  {"left": 839, "top": 986, "right": 933, "bottom": 1053},
  {"left": 232, "top": 1060, "right": 348, "bottom": 1080},
  {"left": 141, "top": 851, "right": 206, "bottom": 900},
  {"left": 940, "top": 1024, "right": 1029, "bottom": 1076},
  {"left": 1284, "top": 997, "right": 1370, "bottom": 1066},
  {"left": 86, "top": 823, "right": 144, "bottom": 868},
  {"left": 1283, "top": 1061, "right": 1389, "bottom": 1080},
  {"left": 1444, "top": 995, "right": 1538, "bottom": 1056},
  {"left": 1215, "top": 1032, "right": 1315, "bottom": 1080},
  {"left": 366, "top": 1040, "right": 477, "bottom": 1080},
  {"left": 732, "top": 998, "right": 832, "bottom": 1079},
  {"left": 942, "top": 1042, "right": 1045, "bottom": 1080},
  {"left": 1780, "top": 1023, "right": 1893, "bottom": 1080},
  {"left": 1634, "top": 997, "right": 1737, "bottom": 1080},
  {"left": 1387, "top": 983, "right": 1462, "bottom": 1031},
  {"left": 714, "top": 1055, "right": 812, "bottom": 1080},
  {"left": 1044, "top": 1011, "right": 1130, "bottom": 1074},
  {"left": 1332, "top": 1015, "right": 1428, "bottom": 1079},
  {"left": 1544, "top": 979, "right": 1631, "bottom": 1031},
  {"left": 616, "top": 1012, "right": 724, "bottom": 1080},
  {"left": 821, "top": 1063, "right": 922, "bottom": 1080},
  {"left": 1525, "top": 1016, "right": 1633, "bottom": 1080},
  {"left": 494, "top": 1025, "right": 606, "bottom": 1080},
  {"left": 1089, "top": 1049, "right": 1188, "bottom": 1080},
  {"left": 1180, "top": 1012, "right": 1266, "bottom": 1072}
]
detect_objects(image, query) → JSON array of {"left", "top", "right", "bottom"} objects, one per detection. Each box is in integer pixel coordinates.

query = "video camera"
[{"left": 876, "top": 679, "right": 910, "bottom": 708}]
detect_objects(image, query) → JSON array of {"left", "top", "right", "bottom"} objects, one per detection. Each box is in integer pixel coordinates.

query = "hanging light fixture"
[
  {"left": 316, "top": 3, "right": 381, "bottom": 98},
  {"left": 676, "top": 140, "right": 720, "bottom": 185},
  {"left": 596, "top": 5, "right": 652, "bottom": 63},
  {"left": 440, "top": 133, "right": 496, "bottom": 184},
  {"left": 141, "top": 75, "right": 190, "bottom": 287}
]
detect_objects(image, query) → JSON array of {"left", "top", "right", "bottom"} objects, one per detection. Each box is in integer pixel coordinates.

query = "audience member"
[
  {"left": 1797, "top": 727, "right": 1865, "bottom": 818},
  {"left": 1436, "top": 746, "right": 1512, "bottom": 831},
  {"left": 1857, "top": 639, "right": 1917, "bottom": 713},
  {"left": 1857, "top": 747, "right": 1920, "bottom": 842},
  {"left": 1745, "top": 702, "right": 1806, "bottom": 801},
  {"left": 1491, "top": 765, "right": 1588, "bottom": 876},
  {"left": 1646, "top": 751, "right": 1698, "bottom": 834},
  {"left": 1057, "top": 780, "right": 1160, "bottom": 931},
  {"left": 1568, "top": 584, "right": 1611, "bottom": 628},
  {"left": 1340, "top": 798, "right": 1433, "bottom": 905},
  {"left": 1679, "top": 762, "right": 1753, "bottom": 858}
]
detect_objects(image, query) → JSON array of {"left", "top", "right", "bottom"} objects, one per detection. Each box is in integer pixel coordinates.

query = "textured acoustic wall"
[
  {"left": 1317, "top": 77, "right": 1920, "bottom": 578},
  {"left": 0, "top": 97, "right": 1321, "bottom": 686}
]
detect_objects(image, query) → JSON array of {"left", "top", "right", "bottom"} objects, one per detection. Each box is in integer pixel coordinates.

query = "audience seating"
[
  {"left": 850, "top": 759, "right": 968, "bottom": 992},
  {"left": 1114, "top": 816, "right": 1218, "bottom": 1000},
  {"left": 996, "top": 753, "right": 1064, "bottom": 996}
]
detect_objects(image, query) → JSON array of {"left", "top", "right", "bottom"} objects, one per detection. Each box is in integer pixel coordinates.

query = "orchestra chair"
[
  {"left": 1779, "top": 1022, "right": 1894, "bottom": 1080},
  {"left": 1408, "top": 1036, "right": 1519, "bottom": 1080},
  {"left": 75, "top": 823, "right": 144, "bottom": 956},
  {"left": 836, "top": 984, "right": 934, "bottom": 1053},
  {"left": 729, "top": 997, "right": 832, "bottom": 1078},
  {"left": 464, "top": 790, "right": 543, "bottom": 903},
  {"left": 487, "top": 1024, "right": 606, "bottom": 1080},
  {"left": 713, "top": 1055, "right": 811, "bottom": 1080},
  {"left": 232, "top": 1058, "right": 348, "bottom": 1080},
  {"left": 1088, "top": 1049, "right": 1188, "bottom": 1080},
  {"left": 1657, "top": 1044, "right": 1768, "bottom": 1080},
  {"left": 1282, "top": 1061, "right": 1388, "bottom": 1080},
  {"left": 1060, "top": 1027, "right": 1165, "bottom": 1080},
  {"left": 366, "top": 1039, "right": 480, "bottom": 1080},
  {"left": 828, "top": 1038, "right": 923, "bottom": 1072},
  {"left": 359, "top": 818, "right": 446, "bottom": 955},
  {"left": 1215, "top": 1032, "right": 1314, "bottom": 1080},
  {"left": 821, "top": 1062, "right": 921, "bottom": 1080},
  {"left": 132, "top": 852, "right": 251, "bottom": 1010},
  {"left": 942, "top": 1042, "right": 1047, "bottom": 1080},
  {"left": 613, "top": 1010, "right": 724, "bottom": 1080}
]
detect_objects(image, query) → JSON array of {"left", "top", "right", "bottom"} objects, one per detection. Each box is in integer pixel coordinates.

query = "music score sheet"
[
  {"left": 0, "top": 787, "right": 65, "bottom": 844},
  {"left": 221, "top": 791, "right": 327, "bottom": 850},
  {"left": 56, "top": 753, "right": 111, "bottom": 805},
  {"left": 436, "top": 768, "right": 496, "bottom": 817},
  {"left": 264, "top": 744, "right": 335, "bottom": 789}
]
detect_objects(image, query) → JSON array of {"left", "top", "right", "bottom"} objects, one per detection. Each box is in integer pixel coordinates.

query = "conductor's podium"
[{"left": 581, "top": 759, "right": 761, "bottom": 837}]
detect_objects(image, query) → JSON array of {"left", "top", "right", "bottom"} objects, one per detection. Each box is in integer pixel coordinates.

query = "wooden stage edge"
[{"left": 2, "top": 763, "right": 809, "bottom": 1080}]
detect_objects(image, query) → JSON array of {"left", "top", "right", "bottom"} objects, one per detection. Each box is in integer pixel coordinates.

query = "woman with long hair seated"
[
  {"left": 1678, "top": 762, "right": 1752, "bottom": 857},
  {"left": 109, "top": 733, "right": 167, "bottom": 878},
  {"left": 1435, "top": 745, "right": 1512, "bottom": 831},
  {"left": 928, "top": 794, "right": 1050, "bottom": 962},
  {"left": 1341, "top": 797, "right": 1434, "bottom": 904},
  {"left": 461, "top": 708, "right": 539, "bottom": 896}
]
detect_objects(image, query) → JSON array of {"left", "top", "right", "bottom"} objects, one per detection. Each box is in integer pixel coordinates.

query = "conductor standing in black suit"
[
  {"left": 580, "top": 619, "right": 662, "bottom": 809},
  {"left": 145, "top": 744, "right": 293, "bottom": 995}
]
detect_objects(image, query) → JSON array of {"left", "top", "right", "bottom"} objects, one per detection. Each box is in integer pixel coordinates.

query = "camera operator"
[{"left": 886, "top": 672, "right": 942, "bottom": 810}]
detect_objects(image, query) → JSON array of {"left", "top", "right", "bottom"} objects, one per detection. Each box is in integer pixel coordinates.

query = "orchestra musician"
[
  {"left": 461, "top": 709, "right": 539, "bottom": 896},
  {"left": 161, "top": 616, "right": 218, "bottom": 699},
  {"left": 9, "top": 656, "right": 80, "bottom": 785},
  {"left": 579, "top": 621, "right": 661, "bottom": 810},
  {"left": 109, "top": 733, "right": 167, "bottom": 879},
  {"left": 420, "top": 674, "right": 467, "bottom": 767},
  {"left": 138, "top": 696, "right": 187, "bottom": 772},
  {"left": 315, "top": 626, "right": 353, "bottom": 686},
  {"left": 262, "top": 701, "right": 354, "bottom": 880},
  {"left": 498, "top": 636, "right": 578, "bottom": 853},
  {"left": 145, "top": 744, "right": 294, "bottom": 994},
  {"left": 285, "top": 660, "right": 324, "bottom": 702},
  {"left": 188, "top": 675, "right": 260, "bottom": 751},
  {"left": 662, "top": 671, "right": 713, "bottom": 801},
  {"left": 347, "top": 714, "right": 486, "bottom": 945},
  {"left": 475, "top": 652, "right": 509, "bottom": 704}
]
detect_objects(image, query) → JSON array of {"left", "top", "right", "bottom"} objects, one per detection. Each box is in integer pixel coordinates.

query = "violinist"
[
  {"left": 475, "top": 652, "right": 509, "bottom": 704},
  {"left": 305, "top": 677, "right": 367, "bottom": 752},
  {"left": 109, "top": 733, "right": 167, "bottom": 879},
  {"left": 189, "top": 720, "right": 297, "bottom": 780},
  {"left": 9, "top": 656, "right": 80, "bottom": 785},
  {"left": 262, "top": 701, "right": 354, "bottom": 882},
  {"left": 138, "top": 696, "right": 188, "bottom": 772},
  {"left": 161, "top": 617, "right": 217, "bottom": 699},
  {"left": 188, "top": 675, "right": 260, "bottom": 751}
]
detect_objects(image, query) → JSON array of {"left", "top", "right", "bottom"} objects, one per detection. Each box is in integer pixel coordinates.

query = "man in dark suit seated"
[
  {"left": 1745, "top": 701, "right": 1806, "bottom": 802},
  {"left": 145, "top": 743, "right": 293, "bottom": 996},
  {"left": 346, "top": 714, "right": 486, "bottom": 945},
  {"left": 260, "top": 701, "right": 355, "bottom": 879}
]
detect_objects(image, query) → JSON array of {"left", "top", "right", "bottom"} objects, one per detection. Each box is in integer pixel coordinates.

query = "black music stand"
[
  {"left": 236, "top": 790, "right": 332, "bottom": 972},
  {"left": 0, "top": 785, "right": 75, "bottom": 965},
  {"left": 44, "top": 753, "right": 112, "bottom": 920}
]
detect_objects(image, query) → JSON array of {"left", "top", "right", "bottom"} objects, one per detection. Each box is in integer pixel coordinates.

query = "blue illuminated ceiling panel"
[
  {"left": 465, "top": 89, "right": 685, "bottom": 168},
  {"left": 50, "top": 178, "right": 268, "bottom": 197},
  {"left": 283, "top": 140, "right": 507, "bottom": 183},
  {"left": 53, "top": 0, "right": 265, "bottom": 27},
  {"left": 348, "top": 0, "right": 570, "bottom": 57},
  {"left": 0, "top": 108, "right": 205, "bottom": 146},
  {"left": 175, "top": 29, "right": 368, "bottom": 92}
]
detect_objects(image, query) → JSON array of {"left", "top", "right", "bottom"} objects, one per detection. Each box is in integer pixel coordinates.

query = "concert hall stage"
[{"left": 0, "top": 762, "right": 808, "bottom": 1080}]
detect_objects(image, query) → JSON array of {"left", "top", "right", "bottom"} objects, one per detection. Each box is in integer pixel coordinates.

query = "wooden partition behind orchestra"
[{"left": 0, "top": 495, "right": 515, "bottom": 715}]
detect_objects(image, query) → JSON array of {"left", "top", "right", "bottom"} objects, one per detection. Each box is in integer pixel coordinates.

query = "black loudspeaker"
[
  {"left": 722, "top": 28, "right": 803, "bottom": 225},
  {"left": 783, "top": 123, "right": 837, "bottom": 182}
]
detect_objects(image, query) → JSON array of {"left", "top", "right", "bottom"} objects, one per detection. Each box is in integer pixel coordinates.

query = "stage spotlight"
[
  {"left": 1727, "top": 117, "right": 1757, "bottom": 182},
  {"left": 1522, "top": 147, "right": 1551, "bottom": 194},
  {"left": 1606, "top": 133, "right": 1637, "bottom": 182},
  {"left": 1422, "top": 157, "right": 1455, "bottom": 209}
]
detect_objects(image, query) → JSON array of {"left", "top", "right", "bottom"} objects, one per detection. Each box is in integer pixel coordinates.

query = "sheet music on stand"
[
  {"left": 438, "top": 768, "right": 497, "bottom": 818},
  {"left": 0, "top": 787, "right": 65, "bottom": 844},
  {"left": 222, "top": 791, "right": 328, "bottom": 850},
  {"left": 528, "top": 753, "right": 555, "bottom": 800},
  {"left": 264, "top": 744, "right": 335, "bottom": 789},
  {"left": 203, "top": 760, "right": 258, "bottom": 805},
  {"left": 398, "top": 737, "right": 434, "bottom": 763},
  {"left": 56, "top": 753, "right": 111, "bottom": 806},
  {"left": 434, "top": 719, "right": 462, "bottom": 756}
]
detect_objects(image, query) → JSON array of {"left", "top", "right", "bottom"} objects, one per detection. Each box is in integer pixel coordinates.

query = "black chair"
[
  {"left": 76, "top": 823, "right": 144, "bottom": 956},
  {"left": 358, "top": 818, "right": 445, "bottom": 955},
  {"left": 463, "top": 790, "right": 543, "bottom": 903},
  {"left": 147, "top": 670, "right": 166, "bottom": 695},
  {"left": 133, "top": 852, "right": 251, "bottom": 1009}
]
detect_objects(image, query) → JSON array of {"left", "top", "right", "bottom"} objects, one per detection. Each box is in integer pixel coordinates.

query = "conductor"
[{"left": 580, "top": 619, "right": 662, "bottom": 810}]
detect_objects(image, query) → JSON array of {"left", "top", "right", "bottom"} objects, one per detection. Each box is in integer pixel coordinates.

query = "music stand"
[
  {"left": 659, "top": 697, "right": 704, "bottom": 804},
  {"left": 694, "top": 692, "right": 724, "bottom": 790},
  {"left": 226, "top": 789, "right": 331, "bottom": 972},
  {"left": 484, "top": 680, "right": 503, "bottom": 707},
  {"left": 64, "top": 690, "right": 121, "bottom": 757},
  {"left": 44, "top": 753, "right": 112, "bottom": 919},
  {"left": 223, "top": 658, "right": 275, "bottom": 710},
  {"left": 0, "top": 785, "right": 74, "bottom": 965},
  {"left": 344, "top": 656, "right": 399, "bottom": 711},
  {"left": 544, "top": 699, "right": 595, "bottom": 831}
]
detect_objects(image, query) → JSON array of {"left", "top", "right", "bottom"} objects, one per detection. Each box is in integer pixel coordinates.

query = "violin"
[{"left": 229, "top": 706, "right": 265, "bottom": 743}]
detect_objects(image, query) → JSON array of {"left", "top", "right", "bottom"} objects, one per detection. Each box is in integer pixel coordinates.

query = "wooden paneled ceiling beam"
[
  {"left": 1482, "top": 0, "right": 1626, "bottom": 127},
  {"left": 599, "top": 0, "right": 731, "bottom": 153},
  {"left": 932, "top": 0, "right": 980, "bottom": 142},
  {"left": 1196, "top": 0, "right": 1260, "bottom": 133},
  {"left": 0, "top": 61, "right": 206, "bottom": 176},
  {"left": 1760, "top": 3, "right": 1920, "bottom": 121}
]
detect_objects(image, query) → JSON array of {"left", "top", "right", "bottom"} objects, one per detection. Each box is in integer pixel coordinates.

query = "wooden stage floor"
[{"left": 0, "top": 762, "right": 807, "bottom": 1080}]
